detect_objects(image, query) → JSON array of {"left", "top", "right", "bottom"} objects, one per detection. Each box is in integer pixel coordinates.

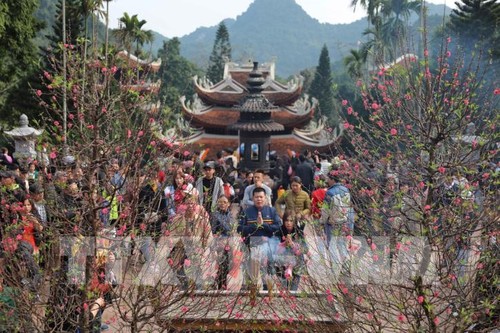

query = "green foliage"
[
  {"left": 158, "top": 38, "right": 202, "bottom": 119},
  {"left": 112, "top": 12, "right": 153, "bottom": 57},
  {"left": 0, "top": 0, "right": 43, "bottom": 123},
  {"left": 45, "top": 0, "right": 85, "bottom": 51},
  {"left": 308, "top": 45, "right": 336, "bottom": 122},
  {"left": 447, "top": 0, "right": 500, "bottom": 58},
  {"left": 298, "top": 68, "right": 315, "bottom": 94},
  {"left": 352, "top": 0, "right": 422, "bottom": 68},
  {"left": 344, "top": 49, "right": 367, "bottom": 80},
  {"left": 206, "top": 22, "right": 232, "bottom": 84}
]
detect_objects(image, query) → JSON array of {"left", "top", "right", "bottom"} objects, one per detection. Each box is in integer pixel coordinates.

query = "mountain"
[
  {"left": 36, "top": 0, "right": 451, "bottom": 77},
  {"left": 179, "top": 0, "right": 366, "bottom": 77},
  {"left": 174, "top": 0, "right": 452, "bottom": 77}
]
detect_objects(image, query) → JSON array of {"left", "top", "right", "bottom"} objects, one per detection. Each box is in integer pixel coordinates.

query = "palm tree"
[
  {"left": 133, "top": 25, "right": 154, "bottom": 59},
  {"left": 360, "top": 25, "right": 387, "bottom": 68},
  {"left": 344, "top": 49, "right": 368, "bottom": 79},
  {"left": 350, "top": 0, "right": 385, "bottom": 68},
  {"left": 81, "top": 0, "right": 105, "bottom": 55},
  {"left": 351, "top": 0, "right": 421, "bottom": 66},
  {"left": 351, "top": 0, "right": 384, "bottom": 25},
  {"left": 113, "top": 13, "right": 154, "bottom": 56},
  {"left": 112, "top": 12, "right": 138, "bottom": 56},
  {"left": 380, "top": 0, "right": 421, "bottom": 61},
  {"left": 113, "top": 12, "right": 154, "bottom": 81}
]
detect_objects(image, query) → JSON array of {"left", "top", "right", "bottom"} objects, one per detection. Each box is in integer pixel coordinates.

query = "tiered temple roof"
[
  {"left": 115, "top": 50, "right": 161, "bottom": 72},
  {"left": 112, "top": 51, "right": 162, "bottom": 95},
  {"left": 179, "top": 60, "right": 340, "bottom": 157}
]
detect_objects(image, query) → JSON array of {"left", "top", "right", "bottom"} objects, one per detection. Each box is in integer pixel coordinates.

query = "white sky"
[{"left": 107, "top": 0, "right": 452, "bottom": 39}]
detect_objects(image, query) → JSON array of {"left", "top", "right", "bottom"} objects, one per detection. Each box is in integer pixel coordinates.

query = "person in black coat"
[
  {"left": 137, "top": 170, "right": 168, "bottom": 263},
  {"left": 294, "top": 155, "right": 315, "bottom": 194}
]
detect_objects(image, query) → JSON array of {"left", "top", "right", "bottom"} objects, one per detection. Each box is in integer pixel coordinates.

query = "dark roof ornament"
[{"left": 230, "top": 62, "right": 283, "bottom": 132}]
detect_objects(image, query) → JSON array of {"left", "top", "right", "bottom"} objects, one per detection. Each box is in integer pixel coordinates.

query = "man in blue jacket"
[{"left": 238, "top": 187, "right": 282, "bottom": 290}]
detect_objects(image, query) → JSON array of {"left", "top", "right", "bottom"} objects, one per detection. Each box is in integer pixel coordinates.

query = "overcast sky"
[{"left": 107, "top": 0, "right": 453, "bottom": 38}]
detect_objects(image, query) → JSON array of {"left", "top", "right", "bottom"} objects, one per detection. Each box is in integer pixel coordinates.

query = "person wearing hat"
[{"left": 195, "top": 161, "right": 224, "bottom": 213}]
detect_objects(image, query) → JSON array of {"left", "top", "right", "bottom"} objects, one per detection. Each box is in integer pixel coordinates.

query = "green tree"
[
  {"left": 112, "top": 12, "right": 154, "bottom": 82},
  {"left": 112, "top": 12, "right": 143, "bottom": 56},
  {"left": 206, "top": 21, "right": 231, "bottom": 84},
  {"left": 380, "top": 0, "right": 421, "bottom": 60},
  {"left": 158, "top": 38, "right": 201, "bottom": 120},
  {"left": 0, "top": 0, "right": 43, "bottom": 123},
  {"left": 308, "top": 44, "right": 336, "bottom": 121},
  {"left": 133, "top": 24, "right": 153, "bottom": 59},
  {"left": 447, "top": 0, "right": 500, "bottom": 56},
  {"left": 351, "top": 0, "right": 421, "bottom": 66},
  {"left": 351, "top": 0, "right": 384, "bottom": 24},
  {"left": 46, "top": 0, "right": 85, "bottom": 52},
  {"left": 298, "top": 67, "right": 315, "bottom": 94},
  {"left": 344, "top": 49, "right": 367, "bottom": 80}
]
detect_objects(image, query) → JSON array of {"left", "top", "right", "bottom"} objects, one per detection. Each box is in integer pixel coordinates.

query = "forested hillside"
[{"left": 34, "top": 0, "right": 452, "bottom": 77}]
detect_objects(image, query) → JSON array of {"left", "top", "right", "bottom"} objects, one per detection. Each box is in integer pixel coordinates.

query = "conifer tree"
[
  {"left": 0, "top": 0, "right": 42, "bottom": 122},
  {"left": 206, "top": 22, "right": 231, "bottom": 84},
  {"left": 447, "top": 0, "right": 500, "bottom": 54},
  {"left": 46, "top": 0, "right": 85, "bottom": 52},
  {"left": 308, "top": 44, "right": 336, "bottom": 121}
]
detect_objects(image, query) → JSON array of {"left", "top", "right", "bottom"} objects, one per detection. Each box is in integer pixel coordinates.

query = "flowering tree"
[
  {"left": 325, "top": 34, "right": 499, "bottom": 332},
  {"left": 2, "top": 10, "right": 498, "bottom": 333},
  {"left": 0, "top": 36, "right": 195, "bottom": 332}
]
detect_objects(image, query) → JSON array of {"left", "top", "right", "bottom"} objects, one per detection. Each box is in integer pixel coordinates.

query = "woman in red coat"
[
  {"left": 311, "top": 175, "right": 327, "bottom": 220},
  {"left": 20, "top": 198, "right": 44, "bottom": 256}
]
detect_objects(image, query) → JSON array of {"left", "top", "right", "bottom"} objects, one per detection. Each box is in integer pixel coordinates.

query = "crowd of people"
[{"left": 0, "top": 144, "right": 496, "bottom": 331}]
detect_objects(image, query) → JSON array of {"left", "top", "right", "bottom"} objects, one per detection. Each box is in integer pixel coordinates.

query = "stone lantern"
[{"left": 4, "top": 114, "right": 43, "bottom": 164}]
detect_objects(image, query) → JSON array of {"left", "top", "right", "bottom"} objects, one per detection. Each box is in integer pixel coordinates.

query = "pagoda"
[{"left": 179, "top": 60, "right": 341, "bottom": 163}]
